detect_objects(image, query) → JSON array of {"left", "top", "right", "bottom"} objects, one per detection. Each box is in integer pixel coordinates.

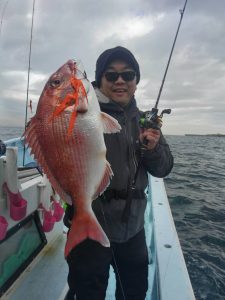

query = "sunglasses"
[{"left": 104, "top": 71, "right": 136, "bottom": 82}]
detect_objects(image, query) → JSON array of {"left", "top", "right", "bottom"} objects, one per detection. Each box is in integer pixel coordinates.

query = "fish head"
[
  {"left": 41, "top": 60, "right": 88, "bottom": 112},
  {"left": 36, "top": 60, "right": 90, "bottom": 134}
]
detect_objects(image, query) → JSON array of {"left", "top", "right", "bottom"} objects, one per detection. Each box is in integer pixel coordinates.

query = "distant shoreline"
[{"left": 185, "top": 134, "right": 225, "bottom": 137}]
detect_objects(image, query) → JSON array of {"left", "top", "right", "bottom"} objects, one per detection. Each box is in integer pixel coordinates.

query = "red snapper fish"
[{"left": 24, "top": 60, "right": 121, "bottom": 257}]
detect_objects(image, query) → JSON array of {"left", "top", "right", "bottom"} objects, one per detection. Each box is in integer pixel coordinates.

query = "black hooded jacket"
[{"left": 64, "top": 87, "right": 173, "bottom": 242}]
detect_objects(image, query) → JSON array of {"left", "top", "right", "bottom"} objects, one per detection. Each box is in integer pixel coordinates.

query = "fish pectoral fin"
[
  {"left": 64, "top": 211, "right": 110, "bottom": 258},
  {"left": 93, "top": 161, "right": 113, "bottom": 199},
  {"left": 100, "top": 112, "right": 121, "bottom": 134}
]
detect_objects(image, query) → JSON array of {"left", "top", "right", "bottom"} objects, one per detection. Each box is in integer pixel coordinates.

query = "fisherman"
[{"left": 64, "top": 46, "right": 174, "bottom": 300}]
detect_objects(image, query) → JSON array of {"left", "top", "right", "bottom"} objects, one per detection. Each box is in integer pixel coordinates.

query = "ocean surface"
[
  {"left": 165, "top": 135, "right": 225, "bottom": 300},
  {"left": 1, "top": 127, "right": 225, "bottom": 300}
]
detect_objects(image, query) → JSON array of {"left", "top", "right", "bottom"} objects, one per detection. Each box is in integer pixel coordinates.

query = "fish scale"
[{"left": 24, "top": 60, "right": 121, "bottom": 257}]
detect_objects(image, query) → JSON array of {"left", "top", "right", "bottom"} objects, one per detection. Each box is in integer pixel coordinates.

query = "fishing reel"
[{"left": 140, "top": 108, "right": 171, "bottom": 130}]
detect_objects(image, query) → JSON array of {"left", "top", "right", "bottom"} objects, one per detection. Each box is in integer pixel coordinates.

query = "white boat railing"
[{"left": 149, "top": 175, "right": 196, "bottom": 300}]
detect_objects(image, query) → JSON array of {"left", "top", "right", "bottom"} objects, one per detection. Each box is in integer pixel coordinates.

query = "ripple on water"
[{"left": 165, "top": 135, "right": 225, "bottom": 300}]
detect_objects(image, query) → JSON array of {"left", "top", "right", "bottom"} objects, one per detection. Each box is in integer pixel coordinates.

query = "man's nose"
[{"left": 114, "top": 75, "right": 125, "bottom": 83}]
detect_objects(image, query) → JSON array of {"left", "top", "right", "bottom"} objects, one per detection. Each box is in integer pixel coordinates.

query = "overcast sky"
[{"left": 0, "top": 0, "right": 225, "bottom": 135}]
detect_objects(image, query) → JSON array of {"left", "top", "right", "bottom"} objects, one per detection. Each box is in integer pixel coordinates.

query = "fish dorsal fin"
[
  {"left": 93, "top": 161, "right": 113, "bottom": 200},
  {"left": 100, "top": 112, "right": 121, "bottom": 134}
]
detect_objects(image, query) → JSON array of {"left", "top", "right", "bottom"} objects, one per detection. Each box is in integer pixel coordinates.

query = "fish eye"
[{"left": 50, "top": 78, "right": 61, "bottom": 88}]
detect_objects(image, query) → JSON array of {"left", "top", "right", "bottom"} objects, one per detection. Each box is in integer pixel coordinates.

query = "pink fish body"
[{"left": 24, "top": 60, "right": 121, "bottom": 257}]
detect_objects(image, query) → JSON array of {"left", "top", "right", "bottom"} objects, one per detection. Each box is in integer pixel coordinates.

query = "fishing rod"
[
  {"left": 122, "top": 0, "right": 189, "bottom": 222},
  {"left": 140, "top": 0, "right": 188, "bottom": 130},
  {"left": 23, "top": 0, "right": 36, "bottom": 166}
]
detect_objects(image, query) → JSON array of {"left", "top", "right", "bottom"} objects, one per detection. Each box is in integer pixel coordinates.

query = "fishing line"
[
  {"left": 99, "top": 200, "right": 126, "bottom": 300},
  {"left": 0, "top": 0, "right": 9, "bottom": 37},
  {"left": 23, "top": 0, "right": 36, "bottom": 166}
]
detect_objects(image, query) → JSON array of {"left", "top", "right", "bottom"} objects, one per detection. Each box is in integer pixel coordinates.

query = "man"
[{"left": 65, "top": 46, "right": 173, "bottom": 300}]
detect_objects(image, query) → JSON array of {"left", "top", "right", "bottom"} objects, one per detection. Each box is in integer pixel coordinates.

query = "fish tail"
[{"left": 64, "top": 210, "right": 110, "bottom": 258}]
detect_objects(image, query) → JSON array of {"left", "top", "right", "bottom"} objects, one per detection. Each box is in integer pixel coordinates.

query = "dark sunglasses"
[{"left": 104, "top": 71, "right": 136, "bottom": 82}]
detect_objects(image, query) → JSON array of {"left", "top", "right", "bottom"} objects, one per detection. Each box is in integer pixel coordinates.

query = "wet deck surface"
[
  {"left": 1, "top": 233, "right": 120, "bottom": 300},
  {"left": 1, "top": 234, "right": 68, "bottom": 300},
  {"left": 1, "top": 202, "right": 153, "bottom": 300}
]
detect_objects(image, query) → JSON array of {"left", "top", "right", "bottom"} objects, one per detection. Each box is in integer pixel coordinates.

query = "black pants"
[{"left": 66, "top": 229, "right": 149, "bottom": 300}]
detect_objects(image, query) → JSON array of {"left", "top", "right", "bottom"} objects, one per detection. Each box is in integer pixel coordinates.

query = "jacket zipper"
[{"left": 124, "top": 113, "right": 138, "bottom": 189}]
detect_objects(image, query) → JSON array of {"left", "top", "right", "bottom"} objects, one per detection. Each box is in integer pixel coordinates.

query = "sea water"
[
  {"left": 0, "top": 126, "right": 24, "bottom": 141},
  {"left": 1, "top": 127, "right": 225, "bottom": 300},
  {"left": 165, "top": 135, "right": 225, "bottom": 300}
]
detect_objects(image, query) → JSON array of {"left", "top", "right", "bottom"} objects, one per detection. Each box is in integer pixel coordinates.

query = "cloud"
[
  {"left": 96, "top": 13, "right": 164, "bottom": 41},
  {"left": 0, "top": 0, "right": 225, "bottom": 135}
]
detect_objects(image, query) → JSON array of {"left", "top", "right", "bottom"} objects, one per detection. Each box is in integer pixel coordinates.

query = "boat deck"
[
  {"left": 0, "top": 176, "right": 195, "bottom": 300},
  {"left": 1, "top": 221, "right": 153, "bottom": 300},
  {"left": 1, "top": 233, "right": 68, "bottom": 300}
]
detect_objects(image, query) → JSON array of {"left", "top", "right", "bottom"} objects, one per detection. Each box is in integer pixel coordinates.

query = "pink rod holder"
[
  {"left": 42, "top": 210, "right": 56, "bottom": 232},
  {"left": 53, "top": 201, "right": 64, "bottom": 222},
  {"left": 0, "top": 216, "right": 8, "bottom": 240},
  {"left": 3, "top": 183, "right": 27, "bottom": 221}
]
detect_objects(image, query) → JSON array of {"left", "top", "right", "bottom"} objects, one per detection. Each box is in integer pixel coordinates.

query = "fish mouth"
[
  {"left": 77, "top": 108, "right": 88, "bottom": 113},
  {"left": 67, "top": 59, "right": 86, "bottom": 79},
  {"left": 62, "top": 103, "right": 88, "bottom": 114},
  {"left": 63, "top": 107, "right": 88, "bottom": 114}
]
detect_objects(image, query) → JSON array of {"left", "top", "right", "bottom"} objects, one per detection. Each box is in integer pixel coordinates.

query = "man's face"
[{"left": 100, "top": 60, "right": 137, "bottom": 106}]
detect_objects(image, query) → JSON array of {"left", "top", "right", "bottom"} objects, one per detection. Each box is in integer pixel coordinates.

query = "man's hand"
[{"left": 139, "top": 128, "right": 160, "bottom": 150}]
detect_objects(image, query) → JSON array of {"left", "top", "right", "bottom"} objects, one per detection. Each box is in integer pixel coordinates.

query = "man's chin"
[
  {"left": 111, "top": 93, "right": 130, "bottom": 103},
  {"left": 112, "top": 97, "right": 130, "bottom": 106}
]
